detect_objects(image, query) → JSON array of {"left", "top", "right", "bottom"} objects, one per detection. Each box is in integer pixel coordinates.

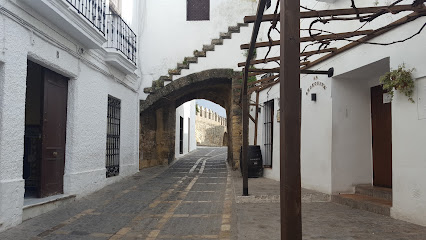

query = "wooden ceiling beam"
[
  {"left": 241, "top": 30, "right": 374, "bottom": 49},
  {"left": 243, "top": 4, "right": 423, "bottom": 23}
]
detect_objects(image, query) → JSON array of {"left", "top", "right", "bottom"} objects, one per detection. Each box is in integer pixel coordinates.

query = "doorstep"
[
  {"left": 332, "top": 185, "right": 392, "bottom": 216},
  {"left": 23, "top": 194, "right": 76, "bottom": 221}
]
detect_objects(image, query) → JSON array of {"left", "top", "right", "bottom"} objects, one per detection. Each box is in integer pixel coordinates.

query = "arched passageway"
[{"left": 139, "top": 69, "right": 243, "bottom": 170}]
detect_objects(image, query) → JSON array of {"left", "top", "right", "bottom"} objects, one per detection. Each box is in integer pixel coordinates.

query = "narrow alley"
[
  {"left": 0, "top": 148, "right": 235, "bottom": 240},
  {"left": 2, "top": 147, "right": 426, "bottom": 239}
]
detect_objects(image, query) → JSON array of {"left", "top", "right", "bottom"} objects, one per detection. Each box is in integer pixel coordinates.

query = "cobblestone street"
[
  {"left": 0, "top": 147, "right": 234, "bottom": 240},
  {"left": 2, "top": 147, "right": 426, "bottom": 240}
]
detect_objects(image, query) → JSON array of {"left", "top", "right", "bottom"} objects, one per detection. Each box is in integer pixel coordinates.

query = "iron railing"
[
  {"left": 106, "top": 14, "right": 137, "bottom": 65},
  {"left": 66, "top": 0, "right": 106, "bottom": 34}
]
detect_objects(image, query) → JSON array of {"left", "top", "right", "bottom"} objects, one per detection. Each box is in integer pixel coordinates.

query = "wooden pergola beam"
[
  {"left": 249, "top": 78, "right": 280, "bottom": 93},
  {"left": 301, "top": 48, "right": 337, "bottom": 57},
  {"left": 237, "top": 48, "right": 336, "bottom": 67},
  {"left": 248, "top": 74, "right": 279, "bottom": 86},
  {"left": 238, "top": 57, "right": 311, "bottom": 67},
  {"left": 302, "top": 11, "right": 426, "bottom": 70},
  {"left": 243, "top": 4, "right": 422, "bottom": 23},
  {"left": 248, "top": 68, "right": 280, "bottom": 73},
  {"left": 241, "top": 30, "right": 374, "bottom": 49}
]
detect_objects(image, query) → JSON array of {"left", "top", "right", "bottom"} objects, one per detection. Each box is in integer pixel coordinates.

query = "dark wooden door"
[
  {"left": 40, "top": 69, "right": 68, "bottom": 197},
  {"left": 371, "top": 86, "right": 392, "bottom": 188},
  {"left": 179, "top": 117, "right": 184, "bottom": 154}
]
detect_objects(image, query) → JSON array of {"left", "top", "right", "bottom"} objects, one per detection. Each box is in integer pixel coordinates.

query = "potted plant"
[{"left": 379, "top": 64, "right": 415, "bottom": 103}]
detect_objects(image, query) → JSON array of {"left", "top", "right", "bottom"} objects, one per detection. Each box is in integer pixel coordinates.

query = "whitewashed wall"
[
  {"left": 175, "top": 100, "right": 197, "bottom": 158},
  {"left": 138, "top": 0, "right": 258, "bottom": 99},
  {"left": 0, "top": 0, "right": 140, "bottom": 231},
  {"left": 251, "top": 0, "right": 426, "bottom": 227},
  {"left": 251, "top": 84, "right": 281, "bottom": 180},
  {"left": 300, "top": 74, "right": 333, "bottom": 194},
  {"left": 298, "top": 17, "right": 426, "bottom": 226}
]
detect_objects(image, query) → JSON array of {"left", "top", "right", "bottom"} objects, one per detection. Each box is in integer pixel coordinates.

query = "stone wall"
[{"left": 195, "top": 106, "right": 227, "bottom": 146}]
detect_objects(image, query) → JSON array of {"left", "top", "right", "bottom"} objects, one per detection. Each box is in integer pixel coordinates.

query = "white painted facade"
[
  {"left": 175, "top": 100, "right": 197, "bottom": 158},
  {"left": 0, "top": 0, "right": 140, "bottom": 231},
  {"left": 138, "top": 0, "right": 258, "bottom": 99},
  {"left": 250, "top": 0, "right": 426, "bottom": 227}
]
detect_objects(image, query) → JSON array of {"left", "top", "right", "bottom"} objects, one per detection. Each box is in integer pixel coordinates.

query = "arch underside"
[{"left": 139, "top": 69, "right": 242, "bottom": 170}]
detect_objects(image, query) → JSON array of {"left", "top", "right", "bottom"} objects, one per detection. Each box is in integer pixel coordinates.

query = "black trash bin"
[{"left": 240, "top": 145, "right": 263, "bottom": 178}]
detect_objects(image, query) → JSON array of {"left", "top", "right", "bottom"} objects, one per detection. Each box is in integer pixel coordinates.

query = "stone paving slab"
[
  {"left": 0, "top": 147, "right": 234, "bottom": 240},
  {"left": 231, "top": 171, "right": 426, "bottom": 239}
]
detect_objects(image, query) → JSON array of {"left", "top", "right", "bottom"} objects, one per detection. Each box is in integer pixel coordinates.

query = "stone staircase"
[
  {"left": 332, "top": 184, "right": 392, "bottom": 216},
  {"left": 144, "top": 23, "right": 249, "bottom": 95}
]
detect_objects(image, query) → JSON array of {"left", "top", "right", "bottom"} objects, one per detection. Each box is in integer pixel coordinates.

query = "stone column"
[
  {"left": 230, "top": 78, "right": 242, "bottom": 170},
  {"left": 140, "top": 102, "right": 176, "bottom": 169}
]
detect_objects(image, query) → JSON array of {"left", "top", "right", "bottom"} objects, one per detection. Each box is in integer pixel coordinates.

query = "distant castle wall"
[{"left": 196, "top": 105, "right": 227, "bottom": 147}]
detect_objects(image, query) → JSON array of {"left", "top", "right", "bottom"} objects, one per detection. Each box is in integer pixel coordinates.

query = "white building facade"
[
  {"left": 0, "top": 0, "right": 141, "bottom": 231},
  {"left": 175, "top": 101, "right": 197, "bottom": 158},
  {"left": 250, "top": 0, "right": 426, "bottom": 227}
]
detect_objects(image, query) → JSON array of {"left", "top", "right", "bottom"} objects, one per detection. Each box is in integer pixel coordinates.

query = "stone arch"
[{"left": 139, "top": 69, "right": 242, "bottom": 169}]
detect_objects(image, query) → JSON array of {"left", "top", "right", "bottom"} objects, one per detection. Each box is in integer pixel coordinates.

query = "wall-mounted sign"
[
  {"left": 305, "top": 81, "right": 327, "bottom": 96},
  {"left": 383, "top": 93, "right": 392, "bottom": 104},
  {"left": 277, "top": 109, "right": 280, "bottom": 122}
]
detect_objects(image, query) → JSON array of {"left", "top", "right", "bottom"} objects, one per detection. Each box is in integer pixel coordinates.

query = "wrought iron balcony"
[
  {"left": 66, "top": 0, "right": 106, "bottom": 35},
  {"left": 106, "top": 14, "right": 137, "bottom": 65}
]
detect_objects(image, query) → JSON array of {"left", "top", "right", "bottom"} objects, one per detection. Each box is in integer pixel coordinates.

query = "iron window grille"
[
  {"left": 187, "top": 0, "right": 210, "bottom": 21},
  {"left": 263, "top": 100, "right": 274, "bottom": 167},
  {"left": 106, "top": 95, "right": 121, "bottom": 178},
  {"left": 66, "top": 0, "right": 106, "bottom": 34}
]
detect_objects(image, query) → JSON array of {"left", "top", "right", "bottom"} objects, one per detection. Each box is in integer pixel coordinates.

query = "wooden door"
[
  {"left": 40, "top": 69, "right": 68, "bottom": 197},
  {"left": 371, "top": 86, "right": 392, "bottom": 188},
  {"left": 179, "top": 117, "right": 184, "bottom": 154}
]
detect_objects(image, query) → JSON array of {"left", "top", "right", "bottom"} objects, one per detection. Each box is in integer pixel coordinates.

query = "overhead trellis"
[
  {"left": 240, "top": 0, "right": 426, "bottom": 138},
  {"left": 240, "top": 0, "right": 426, "bottom": 80}
]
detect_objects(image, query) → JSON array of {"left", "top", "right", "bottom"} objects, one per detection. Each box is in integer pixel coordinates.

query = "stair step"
[
  {"left": 185, "top": 57, "right": 198, "bottom": 64},
  {"left": 159, "top": 76, "right": 172, "bottom": 82},
  {"left": 220, "top": 32, "right": 232, "bottom": 39},
  {"left": 355, "top": 184, "right": 392, "bottom": 201},
  {"left": 168, "top": 68, "right": 181, "bottom": 75},
  {"left": 332, "top": 194, "right": 391, "bottom": 216},
  {"left": 202, "top": 44, "right": 215, "bottom": 52},
  {"left": 177, "top": 63, "right": 189, "bottom": 69},
  {"left": 144, "top": 87, "right": 154, "bottom": 94},
  {"left": 194, "top": 50, "right": 206, "bottom": 57},
  {"left": 238, "top": 22, "right": 249, "bottom": 27},
  {"left": 152, "top": 79, "right": 164, "bottom": 88},
  {"left": 211, "top": 39, "right": 223, "bottom": 45},
  {"left": 228, "top": 26, "right": 240, "bottom": 33}
]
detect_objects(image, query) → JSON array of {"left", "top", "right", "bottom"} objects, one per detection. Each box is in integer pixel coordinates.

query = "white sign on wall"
[
  {"left": 383, "top": 93, "right": 392, "bottom": 104},
  {"left": 418, "top": 79, "right": 426, "bottom": 120}
]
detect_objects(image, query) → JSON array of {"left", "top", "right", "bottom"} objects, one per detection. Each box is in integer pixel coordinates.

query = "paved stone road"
[
  {"left": 3, "top": 147, "right": 426, "bottom": 240},
  {"left": 0, "top": 147, "right": 234, "bottom": 240}
]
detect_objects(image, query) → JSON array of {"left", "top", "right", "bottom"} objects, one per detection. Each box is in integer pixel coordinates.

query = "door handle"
[{"left": 53, "top": 151, "right": 58, "bottom": 157}]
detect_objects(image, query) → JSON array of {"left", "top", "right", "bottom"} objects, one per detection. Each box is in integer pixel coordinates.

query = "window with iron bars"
[{"left": 106, "top": 95, "right": 121, "bottom": 178}]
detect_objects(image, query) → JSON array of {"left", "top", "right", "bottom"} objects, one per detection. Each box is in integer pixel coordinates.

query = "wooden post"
[
  {"left": 280, "top": 0, "right": 302, "bottom": 239},
  {"left": 242, "top": 0, "right": 268, "bottom": 197},
  {"left": 242, "top": 69, "right": 249, "bottom": 196}
]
